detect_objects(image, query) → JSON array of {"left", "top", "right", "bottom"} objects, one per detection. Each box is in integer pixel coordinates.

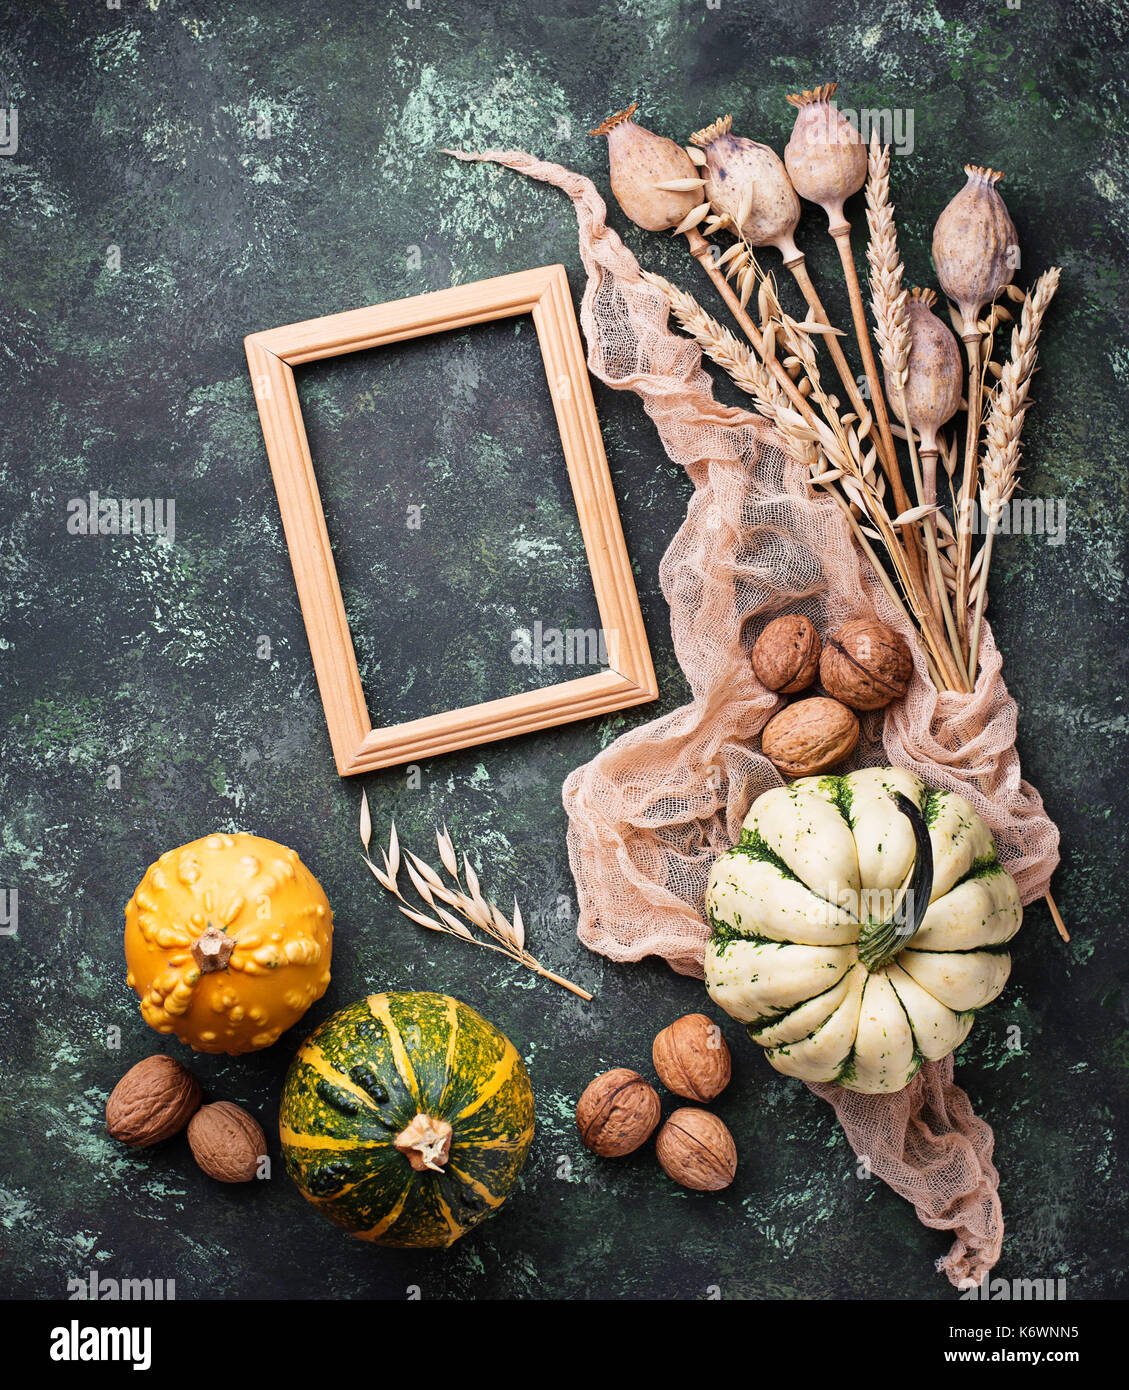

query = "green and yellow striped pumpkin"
[{"left": 279, "top": 992, "right": 535, "bottom": 1248}]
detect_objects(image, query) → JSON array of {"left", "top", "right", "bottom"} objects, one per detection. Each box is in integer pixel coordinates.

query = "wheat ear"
[
  {"left": 967, "top": 267, "right": 1061, "bottom": 682},
  {"left": 865, "top": 135, "right": 910, "bottom": 393}
]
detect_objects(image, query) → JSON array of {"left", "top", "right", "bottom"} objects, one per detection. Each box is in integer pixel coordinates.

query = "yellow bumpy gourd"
[{"left": 124, "top": 833, "right": 333, "bottom": 1054}]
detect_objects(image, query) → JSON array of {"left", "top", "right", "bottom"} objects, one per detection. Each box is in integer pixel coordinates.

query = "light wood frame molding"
[{"left": 244, "top": 264, "right": 657, "bottom": 776}]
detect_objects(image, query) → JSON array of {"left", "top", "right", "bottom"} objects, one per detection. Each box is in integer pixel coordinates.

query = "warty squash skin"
[
  {"left": 704, "top": 768, "right": 1022, "bottom": 1093},
  {"left": 279, "top": 992, "right": 535, "bottom": 1248},
  {"left": 124, "top": 833, "right": 333, "bottom": 1054}
]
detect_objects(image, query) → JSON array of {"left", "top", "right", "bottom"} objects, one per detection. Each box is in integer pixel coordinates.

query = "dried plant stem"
[
  {"left": 852, "top": 480, "right": 967, "bottom": 689},
  {"left": 787, "top": 255, "right": 873, "bottom": 422},
  {"left": 823, "top": 483, "right": 935, "bottom": 666},
  {"left": 1045, "top": 888, "right": 1070, "bottom": 943},
  {"left": 860, "top": 138, "right": 963, "bottom": 671},
  {"left": 954, "top": 332, "right": 988, "bottom": 651},
  {"left": 918, "top": 448, "right": 947, "bottom": 616},
  {"left": 896, "top": 388, "right": 966, "bottom": 680},
  {"left": 966, "top": 523, "right": 996, "bottom": 681},
  {"left": 829, "top": 224, "right": 964, "bottom": 688}
]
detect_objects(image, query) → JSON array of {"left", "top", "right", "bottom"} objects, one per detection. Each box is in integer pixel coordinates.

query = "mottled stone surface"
[{"left": 0, "top": 0, "right": 1125, "bottom": 1300}]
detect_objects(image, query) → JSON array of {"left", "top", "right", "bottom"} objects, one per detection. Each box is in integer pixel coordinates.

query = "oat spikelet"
[
  {"left": 357, "top": 801, "right": 593, "bottom": 1000},
  {"left": 979, "top": 267, "right": 1061, "bottom": 516},
  {"left": 640, "top": 270, "right": 792, "bottom": 418},
  {"left": 865, "top": 133, "right": 909, "bottom": 389}
]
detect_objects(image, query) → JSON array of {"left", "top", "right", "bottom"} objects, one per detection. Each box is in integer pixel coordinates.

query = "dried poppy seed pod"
[
  {"left": 784, "top": 82, "right": 867, "bottom": 232},
  {"left": 888, "top": 288, "right": 964, "bottom": 508},
  {"left": 932, "top": 165, "right": 1018, "bottom": 342},
  {"left": 590, "top": 103, "right": 701, "bottom": 232},
  {"left": 887, "top": 288, "right": 963, "bottom": 461},
  {"left": 690, "top": 114, "right": 802, "bottom": 263}
]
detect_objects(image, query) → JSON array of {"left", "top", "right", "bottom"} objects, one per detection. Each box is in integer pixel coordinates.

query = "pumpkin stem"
[
  {"left": 856, "top": 793, "right": 934, "bottom": 972},
  {"left": 191, "top": 926, "right": 234, "bottom": 973},
  {"left": 394, "top": 1114, "right": 453, "bottom": 1173}
]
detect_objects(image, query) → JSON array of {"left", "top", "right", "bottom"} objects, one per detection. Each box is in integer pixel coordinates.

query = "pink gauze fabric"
[{"left": 448, "top": 148, "right": 1059, "bottom": 1288}]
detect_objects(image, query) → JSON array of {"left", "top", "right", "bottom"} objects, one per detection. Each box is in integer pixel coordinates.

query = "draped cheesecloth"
[{"left": 448, "top": 148, "right": 1059, "bottom": 1289}]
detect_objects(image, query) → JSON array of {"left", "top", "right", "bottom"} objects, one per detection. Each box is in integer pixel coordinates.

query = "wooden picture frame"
[{"left": 244, "top": 265, "right": 657, "bottom": 776}]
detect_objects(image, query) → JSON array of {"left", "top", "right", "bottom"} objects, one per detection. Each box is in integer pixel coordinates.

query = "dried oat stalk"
[
  {"left": 640, "top": 269, "right": 799, "bottom": 433},
  {"left": 358, "top": 791, "right": 593, "bottom": 1000}
]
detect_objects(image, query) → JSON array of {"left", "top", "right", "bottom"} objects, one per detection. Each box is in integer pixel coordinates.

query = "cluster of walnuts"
[
  {"left": 751, "top": 614, "right": 913, "bottom": 778},
  {"left": 576, "top": 1013, "right": 737, "bottom": 1191},
  {"left": 105, "top": 1054, "right": 267, "bottom": 1184}
]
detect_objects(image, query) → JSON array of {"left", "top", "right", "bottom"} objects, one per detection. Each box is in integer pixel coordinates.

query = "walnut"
[
  {"left": 652, "top": 1014, "right": 731, "bottom": 1101},
  {"left": 751, "top": 614, "right": 821, "bottom": 694},
  {"left": 761, "top": 696, "right": 859, "bottom": 778},
  {"left": 819, "top": 618, "right": 912, "bottom": 711},
  {"left": 187, "top": 1102, "right": 267, "bottom": 1183},
  {"left": 576, "top": 1068, "right": 660, "bottom": 1157},
  {"left": 105, "top": 1055, "right": 202, "bottom": 1148},
  {"left": 655, "top": 1108, "right": 737, "bottom": 1190}
]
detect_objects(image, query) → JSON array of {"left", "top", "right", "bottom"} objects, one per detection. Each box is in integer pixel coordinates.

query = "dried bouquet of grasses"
[
  {"left": 359, "top": 791, "right": 593, "bottom": 999},
  {"left": 593, "top": 87, "right": 1065, "bottom": 938}
]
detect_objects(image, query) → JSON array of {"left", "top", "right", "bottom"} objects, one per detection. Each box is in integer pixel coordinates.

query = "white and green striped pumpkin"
[{"left": 704, "top": 767, "right": 1022, "bottom": 1093}]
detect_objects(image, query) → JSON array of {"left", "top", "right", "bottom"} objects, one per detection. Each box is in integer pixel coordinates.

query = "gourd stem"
[
  {"left": 394, "top": 1114, "right": 454, "bottom": 1173},
  {"left": 191, "top": 926, "right": 234, "bottom": 973},
  {"left": 857, "top": 793, "right": 934, "bottom": 972}
]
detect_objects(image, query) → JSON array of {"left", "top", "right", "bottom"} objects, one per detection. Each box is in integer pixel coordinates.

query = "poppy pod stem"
[
  {"left": 966, "top": 517, "right": 997, "bottom": 690},
  {"left": 835, "top": 244, "right": 961, "bottom": 686},
  {"left": 789, "top": 248, "right": 880, "bottom": 433},
  {"left": 897, "top": 400, "right": 967, "bottom": 680},
  {"left": 954, "top": 334, "right": 989, "bottom": 651}
]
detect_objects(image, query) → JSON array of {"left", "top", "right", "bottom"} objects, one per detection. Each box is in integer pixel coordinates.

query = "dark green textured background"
[{"left": 1, "top": 0, "right": 1126, "bottom": 1301}]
